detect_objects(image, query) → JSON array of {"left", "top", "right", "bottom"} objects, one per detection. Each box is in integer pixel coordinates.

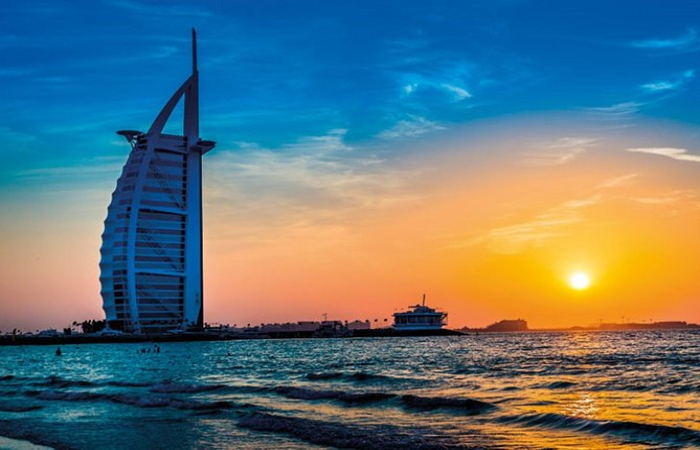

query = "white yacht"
[{"left": 393, "top": 295, "right": 447, "bottom": 331}]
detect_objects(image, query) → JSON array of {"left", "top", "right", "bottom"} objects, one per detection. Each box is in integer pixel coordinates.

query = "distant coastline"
[
  {"left": 1, "top": 319, "right": 698, "bottom": 346},
  {"left": 458, "top": 318, "right": 700, "bottom": 333}
]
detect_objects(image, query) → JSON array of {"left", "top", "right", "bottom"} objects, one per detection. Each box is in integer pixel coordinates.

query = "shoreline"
[
  {"left": 0, "top": 328, "right": 462, "bottom": 346},
  {"left": 0, "top": 326, "right": 697, "bottom": 346}
]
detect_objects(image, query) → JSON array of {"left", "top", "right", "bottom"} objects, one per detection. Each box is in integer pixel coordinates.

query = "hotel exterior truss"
[{"left": 99, "top": 30, "right": 215, "bottom": 333}]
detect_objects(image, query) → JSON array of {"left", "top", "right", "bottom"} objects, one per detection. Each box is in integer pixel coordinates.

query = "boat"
[{"left": 393, "top": 294, "right": 448, "bottom": 331}]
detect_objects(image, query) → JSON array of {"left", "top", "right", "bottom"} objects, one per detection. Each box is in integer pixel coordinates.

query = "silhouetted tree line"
[{"left": 71, "top": 320, "right": 107, "bottom": 334}]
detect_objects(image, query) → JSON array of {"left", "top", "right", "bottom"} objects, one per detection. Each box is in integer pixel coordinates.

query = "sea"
[{"left": 0, "top": 331, "right": 698, "bottom": 449}]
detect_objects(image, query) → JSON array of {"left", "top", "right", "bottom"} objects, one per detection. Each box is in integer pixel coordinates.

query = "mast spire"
[
  {"left": 184, "top": 27, "right": 199, "bottom": 141},
  {"left": 192, "top": 27, "right": 198, "bottom": 74},
  {"left": 146, "top": 29, "right": 200, "bottom": 139}
]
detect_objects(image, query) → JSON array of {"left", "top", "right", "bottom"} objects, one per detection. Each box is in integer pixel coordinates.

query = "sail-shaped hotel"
[{"left": 99, "top": 30, "right": 215, "bottom": 333}]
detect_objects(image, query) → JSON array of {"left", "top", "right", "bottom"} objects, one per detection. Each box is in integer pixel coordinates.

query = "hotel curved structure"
[{"left": 99, "top": 30, "right": 215, "bottom": 333}]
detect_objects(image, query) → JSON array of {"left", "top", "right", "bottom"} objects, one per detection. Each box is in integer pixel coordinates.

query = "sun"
[{"left": 569, "top": 272, "right": 591, "bottom": 290}]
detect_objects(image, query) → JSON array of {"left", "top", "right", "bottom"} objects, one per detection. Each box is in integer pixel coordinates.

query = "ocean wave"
[
  {"left": 31, "top": 376, "right": 95, "bottom": 389},
  {"left": 148, "top": 381, "right": 226, "bottom": 394},
  {"left": 237, "top": 412, "right": 466, "bottom": 449},
  {"left": 348, "top": 372, "right": 389, "bottom": 382},
  {"left": 106, "top": 381, "right": 153, "bottom": 388},
  {"left": 454, "top": 366, "right": 491, "bottom": 375},
  {"left": 269, "top": 386, "right": 395, "bottom": 405},
  {"left": 501, "top": 412, "right": 700, "bottom": 446},
  {"left": 0, "top": 376, "right": 15, "bottom": 382},
  {"left": 305, "top": 372, "right": 344, "bottom": 380},
  {"left": 256, "top": 385, "right": 496, "bottom": 414},
  {"left": 400, "top": 395, "right": 497, "bottom": 415},
  {"left": 33, "top": 390, "right": 105, "bottom": 402},
  {"left": 304, "top": 371, "right": 390, "bottom": 382},
  {"left": 23, "top": 389, "right": 233, "bottom": 413},
  {"left": 110, "top": 394, "right": 233, "bottom": 411},
  {"left": 543, "top": 381, "right": 577, "bottom": 389},
  {"left": 661, "top": 383, "right": 700, "bottom": 394},
  {"left": 0, "top": 402, "right": 42, "bottom": 413}
]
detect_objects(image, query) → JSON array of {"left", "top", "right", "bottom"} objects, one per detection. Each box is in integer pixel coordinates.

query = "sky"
[{"left": 2, "top": 0, "right": 700, "bottom": 331}]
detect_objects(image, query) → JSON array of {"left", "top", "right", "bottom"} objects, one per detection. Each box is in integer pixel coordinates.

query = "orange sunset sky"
[
  {"left": 3, "top": 113, "right": 700, "bottom": 332},
  {"left": 2, "top": 2, "right": 700, "bottom": 332}
]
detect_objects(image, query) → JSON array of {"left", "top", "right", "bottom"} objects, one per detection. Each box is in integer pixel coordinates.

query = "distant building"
[
  {"left": 99, "top": 30, "right": 215, "bottom": 333},
  {"left": 485, "top": 319, "right": 529, "bottom": 332},
  {"left": 259, "top": 322, "right": 320, "bottom": 333},
  {"left": 256, "top": 320, "right": 372, "bottom": 333},
  {"left": 599, "top": 321, "right": 691, "bottom": 331},
  {"left": 346, "top": 320, "right": 371, "bottom": 331}
]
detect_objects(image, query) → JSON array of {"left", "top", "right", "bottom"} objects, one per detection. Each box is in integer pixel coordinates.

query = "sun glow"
[{"left": 570, "top": 272, "right": 591, "bottom": 290}]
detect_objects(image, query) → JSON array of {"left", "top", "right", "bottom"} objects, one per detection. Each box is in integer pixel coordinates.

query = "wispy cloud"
[
  {"left": 206, "top": 130, "right": 422, "bottom": 249},
  {"left": 377, "top": 116, "right": 446, "bottom": 140},
  {"left": 584, "top": 69, "right": 693, "bottom": 121},
  {"left": 383, "top": 38, "right": 477, "bottom": 103},
  {"left": 462, "top": 173, "right": 637, "bottom": 254},
  {"left": 595, "top": 173, "right": 639, "bottom": 189},
  {"left": 522, "top": 137, "right": 597, "bottom": 166},
  {"left": 402, "top": 83, "right": 417, "bottom": 95},
  {"left": 630, "top": 28, "right": 700, "bottom": 51},
  {"left": 17, "top": 158, "right": 124, "bottom": 178},
  {"left": 630, "top": 189, "right": 700, "bottom": 217},
  {"left": 399, "top": 73, "right": 473, "bottom": 102},
  {"left": 0, "top": 126, "right": 37, "bottom": 148},
  {"left": 626, "top": 147, "right": 700, "bottom": 163},
  {"left": 465, "top": 195, "right": 601, "bottom": 254},
  {"left": 633, "top": 189, "right": 700, "bottom": 207},
  {"left": 640, "top": 70, "right": 694, "bottom": 92},
  {"left": 441, "top": 83, "right": 472, "bottom": 100},
  {"left": 583, "top": 101, "right": 643, "bottom": 119}
]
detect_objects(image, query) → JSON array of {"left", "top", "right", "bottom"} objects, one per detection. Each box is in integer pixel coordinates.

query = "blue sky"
[
  {"left": 3, "top": 0, "right": 700, "bottom": 329},
  {"left": 2, "top": 0, "right": 699, "bottom": 169},
  {"left": 2, "top": 0, "right": 699, "bottom": 214}
]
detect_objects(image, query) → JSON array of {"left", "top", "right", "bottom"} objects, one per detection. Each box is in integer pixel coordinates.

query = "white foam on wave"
[{"left": 0, "top": 436, "right": 53, "bottom": 450}]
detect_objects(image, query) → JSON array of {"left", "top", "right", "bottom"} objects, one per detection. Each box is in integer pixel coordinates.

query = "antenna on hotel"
[
  {"left": 192, "top": 27, "right": 198, "bottom": 74},
  {"left": 422, "top": 293, "right": 426, "bottom": 307}
]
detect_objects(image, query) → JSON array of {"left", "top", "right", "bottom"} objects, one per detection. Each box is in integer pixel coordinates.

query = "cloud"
[
  {"left": 583, "top": 101, "right": 643, "bottom": 119},
  {"left": 377, "top": 116, "right": 446, "bottom": 139},
  {"left": 463, "top": 173, "right": 637, "bottom": 254},
  {"left": 626, "top": 147, "right": 700, "bottom": 163},
  {"left": 633, "top": 190, "right": 700, "bottom": 206},
  {"left": 17, "top": 159, "right": 124, "bottom": 178},
  {"left": 522, "top": 137, "right": 597, "bottom": 166},
  {"left": 640, "top": 70, "right": 694, "bottom": 92},
  {"left": 631, "top": 190, "right": 700, "bottom": 217},
  {"left": 205, "top": 130, "right": 423, "bottom": 249},
  {"left": 441, "top": 83, "right": 472, "bottom": 100},
  {"left": 595, "top": 173, "right": 639, "bottom": 189},
  {"left": 396, "top": 74, "right": 473, "bottom": 101},
  {"left": 466, "top": 195, "right": 601, "bottom": 254},
  {"left": 584, "top": 71, "right": 694, "bottom": 120},
  {"left": 0, "top": 126, "right": 37, "bottom": 148},
  {"left": 403, "top": 84, "right": 417, "bottom": 95},
  {"left": 383, "top": 39, "right": 478, "bottom": 103},
  {"left": 630, "top": 28, "right": 700, "bottom": 51}
]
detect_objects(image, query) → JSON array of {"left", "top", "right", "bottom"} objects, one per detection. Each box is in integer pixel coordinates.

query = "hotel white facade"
[{"left": 99, "top": 30, "right": 215, "bottom": 333}]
